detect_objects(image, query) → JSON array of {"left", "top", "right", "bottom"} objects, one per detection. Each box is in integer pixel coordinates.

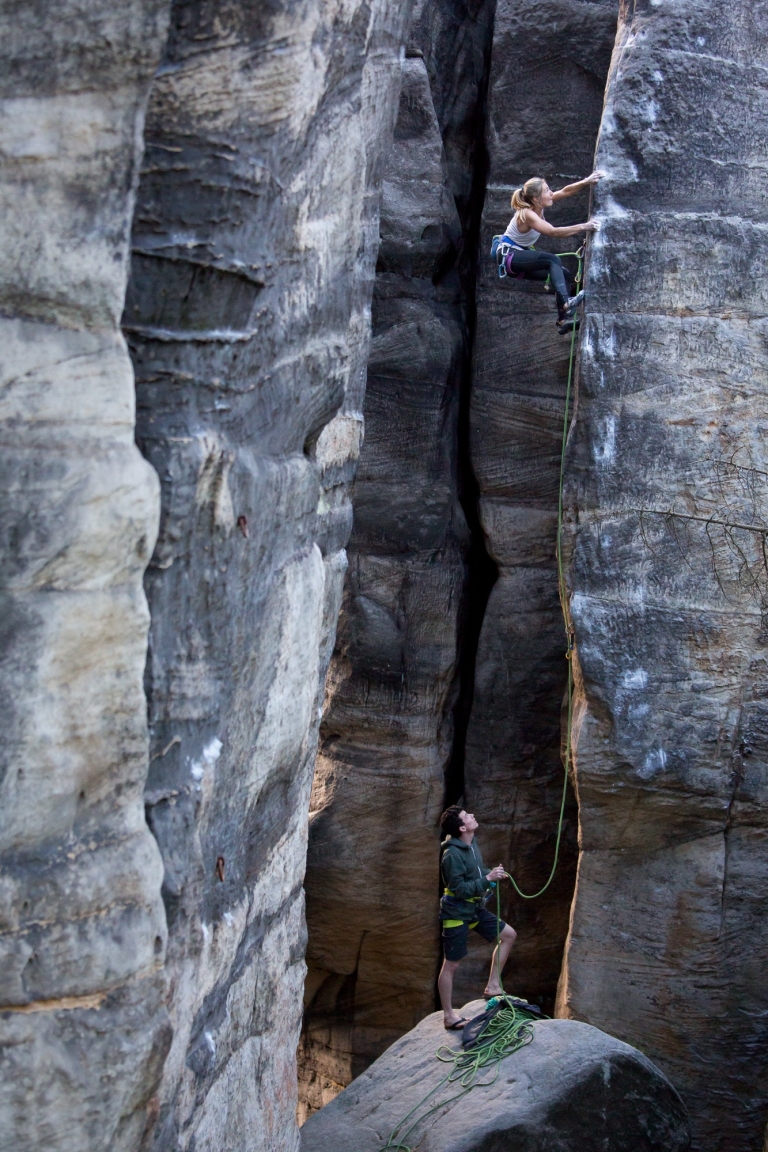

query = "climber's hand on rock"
[
  {"left": 487, "top": 865, "right": 506, "bottom": 882},
  {"left": 585, "top": 169, "right": 606, "bottom": 183},
  {"left": 584, "top": 219, "right": 601, "bottom": 232}
]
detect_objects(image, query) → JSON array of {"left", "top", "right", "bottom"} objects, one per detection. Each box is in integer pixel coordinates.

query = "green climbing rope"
[
  {"left": 501, "top": 247, "right": 583, "bottom": 903},
  {"left": 377, "top": 997, "right": 539, "bottom": 1152}
]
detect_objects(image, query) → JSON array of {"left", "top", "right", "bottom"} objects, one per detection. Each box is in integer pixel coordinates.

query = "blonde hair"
[{"left": 511, "top": 177, "right": 546, "bottom": 213}]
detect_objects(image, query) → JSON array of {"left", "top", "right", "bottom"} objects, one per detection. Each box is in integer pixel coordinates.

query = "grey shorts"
[{"left": 442, "top": 907, "right": 507, "bottom": 962}]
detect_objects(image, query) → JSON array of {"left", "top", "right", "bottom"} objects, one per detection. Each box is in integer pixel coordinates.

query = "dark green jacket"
[{"left": 440, "top": 836, "right": 492, "bottom": 922}]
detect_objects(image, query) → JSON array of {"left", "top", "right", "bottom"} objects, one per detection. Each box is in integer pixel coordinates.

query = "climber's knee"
[{"left": 500, "top": 925, "right": 517, "bottom": 944}]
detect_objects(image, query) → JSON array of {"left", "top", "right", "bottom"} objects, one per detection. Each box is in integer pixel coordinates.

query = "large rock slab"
[
  {"left": 460, "top": 0, "right": 618, "bottom": 1013},
  {"left": 124, "top": 2, "right": 412, "bottom": 1150},
  {"left": 0, "top": 3, "right": 171, "bottom": 1150},
  {"left": 300, "top": 999, "right": 690, "bottom": 1151},
  {"left": 561, "top": 0, "right": 768, "bottom": 1148}
]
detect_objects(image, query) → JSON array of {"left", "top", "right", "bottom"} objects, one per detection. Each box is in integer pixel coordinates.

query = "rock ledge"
[{"left": 301, "top": 999, "right": 690, "bottom": 1152}]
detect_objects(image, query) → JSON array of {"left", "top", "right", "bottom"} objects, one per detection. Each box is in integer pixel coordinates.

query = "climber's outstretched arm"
[
  {"left": 518, "top": 207, "right": 600, "bottom": 239},
  {"left": 552, "top": 169, "right": 605, "bottom": 202}
]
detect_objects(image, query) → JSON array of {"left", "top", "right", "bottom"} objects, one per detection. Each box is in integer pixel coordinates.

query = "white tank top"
[{"left": 503, "top": 211, "right": 540, "bottom": 248}]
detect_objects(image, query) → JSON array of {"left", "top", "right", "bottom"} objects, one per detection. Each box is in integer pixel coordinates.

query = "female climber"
[{"left": 499, "top": 171, "right": 603, "bottom": 332}]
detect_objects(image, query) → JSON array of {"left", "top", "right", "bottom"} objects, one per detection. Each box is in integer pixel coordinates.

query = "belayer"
[
  {"left": 494, "top": 170, "right": 604, "bottom": 334},
  {"left": 438, "top": 805, "right": 516, "bottom": 1030}
]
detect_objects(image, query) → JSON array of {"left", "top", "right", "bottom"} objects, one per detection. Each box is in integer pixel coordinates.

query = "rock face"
[
  {"left": 1, "top": 1, "right": 414, "bottom": 1150},
  {"left": 300, "top": 999, "right": 691, "bottom": 1152},
  {"left": 0, "top": 4, "right": 171, "bottom": 1150},
  {"left": 124, "top": 2, "right": 412, "bottom": 1150},
  {"left": 560, "top": 1, "right": 768, "bottom": 1149},
  {"left": 299, "top": 0, "right": 494, "bottom": 1117},
  {"left": 457, "top": 0, "right": 619, "bottom": 1016}
]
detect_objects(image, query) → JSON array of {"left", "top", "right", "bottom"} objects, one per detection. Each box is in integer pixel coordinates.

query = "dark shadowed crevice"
[
  {"left": 446, "top": 0, "right": 621, "bottom": 1024},
  {"left": 444, "top": 369, "right": 498, "bottom": 807},
  {"left": 443, "top": 1, "right": 498, "bottom": 809}
]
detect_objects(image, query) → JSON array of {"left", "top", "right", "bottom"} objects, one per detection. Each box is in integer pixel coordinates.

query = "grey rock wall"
[
  {"left": 299, "top": 0, "right": 495, "bottom": 1117},
  {"left": 124, "top": 2, "right": 412, "bottom": 1150},
  {"left": 561, "top": 1, "right": 768, "bottom": 1148},
  {"left": 0, "top": 3, "right": 171, "bottom": 1151},
  {"left": 458, "top": 0, "right": 618, "bottom": 1014}
]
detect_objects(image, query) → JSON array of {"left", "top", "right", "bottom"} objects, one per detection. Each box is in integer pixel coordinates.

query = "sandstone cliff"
[
  {"left": 560, "top": 1, "right": 768, "bottom": 1149},
  {"left": 0, "top": 5, "right": 171, "bottom": 1149},
  {"left": 125, "top": 2, "right": 412, "bottom": 1149},
  {"left": 0, "top": 2, "right": 412, "bottom": 1150},
  {"left": 4, "top": 1, "right": 768, "bottom": 1149},
  {"left": 299, "top": 0, "right": 495, "bottom": 1117}
]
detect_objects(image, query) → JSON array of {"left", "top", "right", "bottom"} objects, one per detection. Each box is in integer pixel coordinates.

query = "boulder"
[{"left": 300, "top": 999, "right": 690, "bottom": 1152}]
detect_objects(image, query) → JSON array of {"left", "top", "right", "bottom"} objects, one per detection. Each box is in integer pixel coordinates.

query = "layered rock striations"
[
  {"left": 1, "top": 1, "right": 416, "bottom": 1150},
  {"left": 299, "top": 0, "right": 495, "bottom": 1116},
  {"left": 0, "top": 3, "right": 171, "bottom": 1150},
  {"left": 561, "top": 1, "right": 768, "bottom": 1148},
  {"left": 124, "top": 3, "right": 412, "bottom": 1150},
  {"left": 459, "top": 0, "right": 618, "bottom": 1014}
]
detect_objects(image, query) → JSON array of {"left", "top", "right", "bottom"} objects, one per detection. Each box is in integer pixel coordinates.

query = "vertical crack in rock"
[
  {"left": 560, "top": 1, "right": 768, "bottom": 1148},
  {"left": 123, "top": 3, "right": 413, "bottom": 1149},
  {"left": 443, "top": 1, "right": 500, "bottom": 811},
  {"left": 453, "top": 0, "right": 620, "bottom": 1018},
  {"left": 0, "top": 3, "right": 173, "bottom": 1150},
  {"left": 299, "top": 0, "right": 497, "bottom": 1118}
]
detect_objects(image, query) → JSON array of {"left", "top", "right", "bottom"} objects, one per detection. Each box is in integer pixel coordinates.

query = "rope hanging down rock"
[{"left": 501, "top": 246, "right": 583, "bottom": 903}]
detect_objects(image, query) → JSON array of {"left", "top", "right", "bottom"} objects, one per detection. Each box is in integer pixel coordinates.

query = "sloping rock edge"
[{"left": 301, "top": 999, "right": 691, "bottom": 1151}]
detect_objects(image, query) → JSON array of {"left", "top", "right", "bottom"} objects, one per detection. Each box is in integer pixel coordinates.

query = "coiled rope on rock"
[{"left": 377, "top": 996, "right": 540, "bottom": 1152}]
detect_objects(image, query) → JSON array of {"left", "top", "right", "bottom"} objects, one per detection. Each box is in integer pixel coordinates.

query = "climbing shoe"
[
  {"left": 558, "top": 289, "right": 585, "bottom": 320},
  {"left": 557, "top": 317, "right": 580, "bottom": 336}
]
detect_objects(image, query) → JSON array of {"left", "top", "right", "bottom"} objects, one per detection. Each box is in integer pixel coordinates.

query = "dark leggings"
[{"left": 504, "top": 249, "right": 570, "bottom": 305}]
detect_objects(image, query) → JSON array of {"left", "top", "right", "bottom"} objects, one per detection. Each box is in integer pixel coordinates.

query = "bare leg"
[
  {"left": 484, "top": 925, "right": 517, "bottom": 996},
  {"left": 438, "top": 958, "right": 463, "bottom": 1025}
]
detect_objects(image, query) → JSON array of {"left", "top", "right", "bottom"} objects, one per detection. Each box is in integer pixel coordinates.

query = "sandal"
[{"left": 443, "top": 1017, "right": 467, "bottom": 1031}]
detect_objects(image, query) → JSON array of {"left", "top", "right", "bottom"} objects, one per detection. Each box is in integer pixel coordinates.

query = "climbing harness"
[
  {"left": 377, "top": 995, "right": 542, "bottom": 1152},
  {"left": 491, "top": 234, "right": 523, "bottom": 279}
]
